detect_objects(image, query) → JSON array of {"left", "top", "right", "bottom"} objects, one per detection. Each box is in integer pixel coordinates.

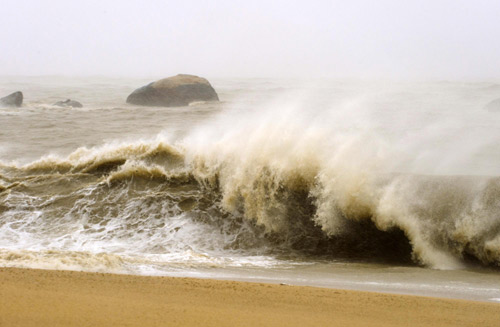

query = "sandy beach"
[{"left": 0, "top": 268, "right": 498, "bottom": 327}]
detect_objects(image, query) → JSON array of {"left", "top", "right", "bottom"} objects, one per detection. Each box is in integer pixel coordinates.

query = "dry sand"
[{"left": 0, "top": 267, "right": 498, "bottom": 327}]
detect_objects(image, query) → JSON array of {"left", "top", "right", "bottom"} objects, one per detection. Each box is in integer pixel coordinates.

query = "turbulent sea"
[{"left": 1, "top": 76, "right": 500, "bottom": 301}]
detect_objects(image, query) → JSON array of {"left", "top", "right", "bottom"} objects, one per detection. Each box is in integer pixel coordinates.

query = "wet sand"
[{"left": 1, "top": 268, "right": 499, "bottom": 327}]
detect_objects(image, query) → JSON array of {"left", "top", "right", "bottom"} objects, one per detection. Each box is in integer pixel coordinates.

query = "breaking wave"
[{"left": 1, "top": 109, "right": 499, "bottom": 271}]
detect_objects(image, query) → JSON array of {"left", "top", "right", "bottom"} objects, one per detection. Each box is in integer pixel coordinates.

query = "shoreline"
[{"left": 1, "top": 267, "right": 499, "bottom": 327}]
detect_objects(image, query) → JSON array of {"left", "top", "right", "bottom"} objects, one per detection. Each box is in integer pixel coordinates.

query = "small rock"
[
  {"left": 0, "top": 91, "right": 23, "bottom": 107},
  {"left": 53, "top": 99, "right": 83, "bottom": 108}
]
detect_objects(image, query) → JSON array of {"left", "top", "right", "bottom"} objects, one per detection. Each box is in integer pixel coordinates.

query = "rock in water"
[
  {"left": 53, "top": 99, "right": 83, "bottom": 108},
  {"left": 0, "top": 91, "right": 23, "bottom": 107},
  {"left": 484, "top": 98, "right": 500, "bottom": 112},
  {"left": 126, "top": 74, "right": 219, "bottom": 107}
]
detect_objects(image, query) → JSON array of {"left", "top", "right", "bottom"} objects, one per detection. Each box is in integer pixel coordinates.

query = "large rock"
[
  {"left": 126, "top": 74, "right": 219, "bottom": 107},
  {"left": 484, "top": 98, "right": 500, "bottom": 112},
  {"left": 0, "top": 91, "right": 23, "bottom": 107},
  {"left": 53, "top": 99, "right": 83, "bottom": 108}
]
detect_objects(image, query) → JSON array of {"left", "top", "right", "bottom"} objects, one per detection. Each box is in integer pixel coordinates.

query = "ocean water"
[{"left": 1, "top": 76, "right": 500, "bottom": 302}]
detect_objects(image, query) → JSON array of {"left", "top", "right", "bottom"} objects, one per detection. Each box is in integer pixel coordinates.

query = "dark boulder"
[
  {"left": 484, "top": 98, "right": 500, "bottom": 112},
  {"left": 0, "top": 91, "right": 23, "bottom": 107},
  {"left": 126, "top": 74, "right": 219, "bottom": 107},
  {"left": 53, "top": 99, "right": 83, "bottom": 108}
]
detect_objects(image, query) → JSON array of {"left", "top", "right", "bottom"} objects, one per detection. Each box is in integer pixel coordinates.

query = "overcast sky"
[{"left": 1, "top": 0, "right": 499, "bottom": 79}]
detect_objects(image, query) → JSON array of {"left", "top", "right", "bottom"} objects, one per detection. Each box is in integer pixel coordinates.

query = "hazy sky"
[{"left": 1, "top": 0, "right": 500, "bottom": 79}]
